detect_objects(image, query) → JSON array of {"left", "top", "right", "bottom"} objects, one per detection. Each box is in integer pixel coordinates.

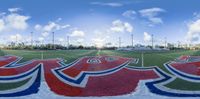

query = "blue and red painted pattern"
[
  {"left": 165, "top": 56, "right": 200, "bottom": 81},
  {"left": 0, "top": 55, "right": 200, "bottom": 97}
]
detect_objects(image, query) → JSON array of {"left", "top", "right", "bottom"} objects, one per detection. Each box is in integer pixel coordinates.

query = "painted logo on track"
[{"left": 0, "top": 55, "right": 200, "bottom": 97}]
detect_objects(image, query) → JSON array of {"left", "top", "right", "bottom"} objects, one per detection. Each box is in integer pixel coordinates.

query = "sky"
[{"left": 0, "top": 0, "right": 200, "bottom": 47}]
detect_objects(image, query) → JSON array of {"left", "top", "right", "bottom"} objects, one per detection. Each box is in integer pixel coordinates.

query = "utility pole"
[
  {"left": 131, "top": 34, "right": 133, "bottom": 47},
  {"left": 52, "top": 32, "right": 55, "bottom": 50},
  {"left": 152, "top": 34, "right": 153, "bottom": 49}
]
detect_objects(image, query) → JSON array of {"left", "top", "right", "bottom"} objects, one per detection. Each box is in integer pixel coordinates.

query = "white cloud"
[
  {"left": 34, "top": 24, "right": 42, "bottom": 31},
  {"left": 0, "top": 12, "right": 6, "bottom": 16},
  {"left": 122, "top": 10, "right": 137, "bottom": 19},
  {"left": 139, "top": 7, "right": 165, "bottom": 25},
  {"left": 9, "top": 34, "right": 22, "bottom": 42},
  {"left": 186, "top": 19, "right": 200, "bottom": 42},
  {"left": 61, "top": 24, "right": 70, "bottom": 29},
  {"left": 149, "top": 17, "right": 163, "bottom": 25},
  {"left": 193, "top": 12, "right": 200, "bottom": 19},
  {"left": 110, "top": 20, "right": 133, "bottom": 33},
  {"left": 124, "top": 22, "right": 133, "bottom": 32},
  {"left": 144, "top": 32, "right": 151, "bottom": 42},
  {"left": 0, "top": 19, "right": 5, "bottom": 31},
  {"left": 38, "top": 37, "right": 44, "bottom": 41},
  {"left": 139, "top": 8, "right": 165, "bottom": 17},
  {"left": 57, "top": 38, "right": 64, "bottom": 43},
  {"left": 34, "top": 21, "right": 70, "bottom": 38},
  {"left": 70, "top": 30, "right": 85, "bottom": 37},
  {"left": 6, "top": 13, "right": 30, "bottom": 30},
  {"left": 0, "top": 13, "right": 30, "bottom": 32},
  {"left": 0, "top": 8, "right": 30, "bottom": 33},
  {"left": 41, "top": 32, "right": 49, "bottom": 37},
  {"left": 92, "top": 38, "right": 105, "bottom": 48},
  {"left": 56, "top": 37, "right": 66, "bottom": 45},
  {"left": 43, "top": 22, "right": 59, "bottom": 32},
  {"left": 110, "top": 20, "right": 124, "bottom": 32},
  {"left": 56, "top": 18, "right": 62, "bottom": 22},
  {"left": 8, "top": 8, "right": 21, "bottom": 13},
  {"left": 77, "top": 38, "right": 84, "bottom": 43},
  {"left": 91, "top": 2, "right": 123, "bottom": 7},
  {"left": 34, "top": 22, "right": 70, "bottom": 37},
  {"left": 41, "top": 22, "right": 70, "bottom": 32}
]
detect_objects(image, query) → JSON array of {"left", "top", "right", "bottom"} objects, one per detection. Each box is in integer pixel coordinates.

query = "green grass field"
[{"left": 1, "top": 49, "right": 200, "bottom": 90}]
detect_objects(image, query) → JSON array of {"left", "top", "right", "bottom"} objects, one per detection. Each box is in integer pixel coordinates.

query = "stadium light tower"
[
  {"left": 52, "top": 32, "right": 55, "bottom": 50},
  {"left": 131, "top": 34, "right": 133, "bottom": 48},
  {"left": 67, "top": 35, "right": 69, "bottom": 49},
  {"left": 151, "top": 34, "right": 154, "bottom": 49},
  {"left": 31, "top": 32, "right": 33, "bottom": 47},
  {"left": 16, "top": 35, "right": 18, "bottom": 45}
]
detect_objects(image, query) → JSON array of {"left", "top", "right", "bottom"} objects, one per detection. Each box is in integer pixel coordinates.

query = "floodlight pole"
[
  {"left": 131, "top": 34, "right": 133, "bottom": 48},
  {"left": 67, "top": 36, "right": 69, "bottom": 49},
  {"left": 151, "top": 34, "right": 154, "bottom": 49},
  {"left": 31, "top": 32, "right": 33, "bottom": 47},
  {"left": 52, "top": 32, "right": 55, "bottom": 50},
  {"left": 16, "top": 35, "right": 18, "bottom": 46},
  {"left": 41, "top": 39, "right": 44, "bottom": 60}
]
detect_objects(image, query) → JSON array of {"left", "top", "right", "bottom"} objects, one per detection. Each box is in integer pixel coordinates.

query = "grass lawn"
[
  {"left": 165, "top": 78, "right": 200, "bottom": 91},
  {"left": 98, "top": 50, "right": 200, "bottom": 73},
  {"left": 0, "top": 49, "right": 98, "bottom": 63},
  {"left": 0, "top": 49, "right": 200, "bottom": 90}
]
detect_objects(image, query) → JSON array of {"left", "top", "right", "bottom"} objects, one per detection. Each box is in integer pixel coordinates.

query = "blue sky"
[{"left": 0, "top": 0, "right": 200, "bottom": 47}]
